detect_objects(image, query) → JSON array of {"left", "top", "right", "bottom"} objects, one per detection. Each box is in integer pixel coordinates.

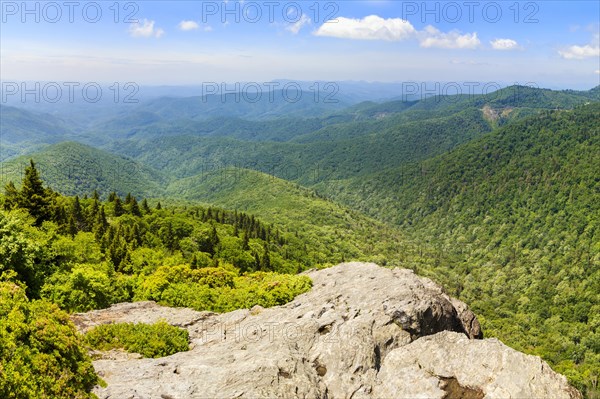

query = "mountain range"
[{"left": 1, "top": 84, "right": 599, "bottom": 395}]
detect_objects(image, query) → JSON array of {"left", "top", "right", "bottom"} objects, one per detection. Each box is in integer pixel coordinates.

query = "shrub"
[
  {"left": 135, "top": 265, "right": 312, "bottom": 313},
  {"left": 41, "top": 263, "right": 121, "bottom": 312},
  {"left": 0, "top": 281, "right": 99, "bottom": 399},
  {"left": 83, "top": 321, "right": 189, "bottom": 358}
]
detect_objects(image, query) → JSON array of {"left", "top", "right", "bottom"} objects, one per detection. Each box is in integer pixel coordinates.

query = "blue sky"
[{"left": 1, "top": 1, "right": 599, "bottom": 89}]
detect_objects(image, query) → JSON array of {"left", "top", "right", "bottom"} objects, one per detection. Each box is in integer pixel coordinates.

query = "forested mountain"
[
  {"left": 166, "top": 167, "right": 409, "bottom": 267},
  {"left": 136, "top": 89, "right": 351, "bottom": 121},
  {"left": 1, "top": 85, "right": 599, "bottom": 396},
  {"left": 0, "top": 105, "right": 74, "bottom": 144},
  {"left": 0, "top": 105, "right": 77, "bottom": 162},
  {"left": 0, "top": 142, "right": 168, "bottom": 198},
  {"left": 321, "top": 103, "right": 600, "bottom": 390}
]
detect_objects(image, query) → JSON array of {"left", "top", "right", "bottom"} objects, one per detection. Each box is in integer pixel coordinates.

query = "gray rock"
[
  {"left": 75, "top": 262, "right": 580, "bottom": 399},
  {"left": 375, "top": 331, "right": 582, "bottom": 399}
]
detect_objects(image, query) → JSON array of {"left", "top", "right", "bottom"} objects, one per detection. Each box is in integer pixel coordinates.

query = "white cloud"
[
  {"left": 559, "top": 44, "right": 600, "bottom": 60},
  {"left": 314, "top": 15, "right": 479, "bottom": 50},
  {"left": 129, "top": 19, "right": 164, "bottom": 38},
  {"left": 491, "top": 38, "right": 519, "bottom": 51},
  {"left": 559, "top": 33, "right": 600, "bottom": 59},
  {"left": 314, "top": 15, "right": 416, "bottom": 41},
  {"left": 418, "top": 26, "right": 480, "bottom": 49},
  {"left": 178, "top": 20, "right": 199, "bottom": 31},
  {"left": 204, "top": 26, "right": 213, "bottom": 32},
  {"left": 595, "top": 69, "right": 600, "bottom": 75},
  {"left": 286, "top": 14, "right": 311, "bottom": 34}
]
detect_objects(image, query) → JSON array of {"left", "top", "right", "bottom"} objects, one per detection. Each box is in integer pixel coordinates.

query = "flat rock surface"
[{"left": 73, "top": 262, "right": 580, "bottom": 399}]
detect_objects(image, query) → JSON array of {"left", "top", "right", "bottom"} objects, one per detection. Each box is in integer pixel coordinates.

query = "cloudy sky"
[{"left": 1, "top": 0, "right": 599, "bottom": 89}]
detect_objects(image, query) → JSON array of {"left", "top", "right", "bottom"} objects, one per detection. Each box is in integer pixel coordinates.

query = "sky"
[{"left": 1, "top": 0, "right": 599, "bottom": 89}]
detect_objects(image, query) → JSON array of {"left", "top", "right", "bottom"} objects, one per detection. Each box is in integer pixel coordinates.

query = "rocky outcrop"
[{"left": 75, "top": 262, "right": 580, "bottom": 399}]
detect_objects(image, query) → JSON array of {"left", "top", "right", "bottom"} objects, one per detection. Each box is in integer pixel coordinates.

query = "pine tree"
[
  {"left": 160, "top": 222, "right": 175, "bottom": 251},
  {"left": 108, "top": 192, "right": 117, "bottom": 202},
  {"left": 242, "top": 232, "right": 250, "bottom": 251},
  {"left": 209, "top": 225, "right": 220, "bottom": 254},
  {"left": 53, "top": 205, "right": 67, "bottom": 229},
  {"left": 131, "top": 223, "right": 142, "bottom": 248},
  {"left": 72, "top": 196, "right": 86, "bottom": 231},
  {"left": 130, "top": 197, "right": 141, "bottom": 216},
  {"left": 141, "top": 198, "right": 151, "bottom": 214},
  {"left": 19, "top": 160, "right": 52, "bottom": 225},
  {"left": 67, "top": 215, "right": 77, "bottom": 237},
  {"left": 3, "top": 181, "right": 19, "bottom": 210},
  {"left": 252, "top": 249, "right": 261, "bottom": 270},
  {"left": 261, "top": 244, "right": 271, "bottom": 271},
  {"left": 87, "top": 199, "right": 100, "bottom": 228},
  {"left": 93, "top": 206, "right": 108, "bottom": 240},
  {"left": 114, "top": 197, "right": 125, "bottom": 216},
  {"left": 92, "top": 190, "right": 100, "bottom": 201},
  {"left": 125, "top": 192, "right": 133, "bottom": 205},
  {"left": 156, "top": 201, "right": 162, "bottom": 210}
]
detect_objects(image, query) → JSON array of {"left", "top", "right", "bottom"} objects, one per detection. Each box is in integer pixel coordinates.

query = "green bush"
[
  {"left": 0, "top": 281, "right": 99, "bottom": 399},
  {"left": 83, "top": 321, "right": 189, "bottom": 358},
  {"left": 135, "top": 265, "right": 312, "bottom": 312},
  {"left": 40, "top": 263, "right": 129, "bottom": 313}
]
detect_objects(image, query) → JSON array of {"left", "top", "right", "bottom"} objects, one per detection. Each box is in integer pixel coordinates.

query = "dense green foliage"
[
  {"left": 0, "top": 142, "right": 167, "bottom": 199},
  {"left": 167, "top": 168, "right": 407, "bottom": 267},
  {"left": 0, "top": 164, "right": 318, "bottom": 395},
  {"left": 326, "top": 104, "right": 600, "bottom": 394},
  {"left": 1, "top": 85, "right": 598, "bottom": 396},
  {"left": 136, "top": 265, "right": 312, "bottom": 312},
  {"left": 0, "top": 280, "right": 99, "bottom": 399},
  {"left": 2, "top": 180, "right": 318, "bottom": 312},
  {"left": 83, "top": 322, "right": 189, "bottom": 358}
]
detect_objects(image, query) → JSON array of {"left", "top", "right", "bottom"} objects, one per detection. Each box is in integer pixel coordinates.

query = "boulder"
[{"left": 74, "top": 262, "right": 579, "bottom": 399}]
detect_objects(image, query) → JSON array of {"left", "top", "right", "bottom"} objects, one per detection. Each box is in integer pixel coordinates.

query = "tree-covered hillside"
[
  {"left": 166, "top": 167, "right": 409, "bottom": 267},
  {"left": 0, "top": 163, "right": 317, "bottom": 396},
  {"left": 0, "top": 142, "right": 168, "bottom": 199},
  {"left": 323, "top": 103, "right": 600, "bottom": 394}
]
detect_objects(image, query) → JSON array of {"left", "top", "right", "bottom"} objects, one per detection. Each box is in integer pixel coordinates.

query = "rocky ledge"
[{"left": 73, "top": 262, "right": 581, "bottom": 399}]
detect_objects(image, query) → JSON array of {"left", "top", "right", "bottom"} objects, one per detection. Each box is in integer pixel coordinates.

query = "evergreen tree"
[
  {"left": 252, "top": 249, "right": 261, "bottom": 270},
  {"left": 209, "top": 225, "right": 220, "bottom": 254},
  {"left": 53, "top": 205, "right": 67, "bottom": 229},
  {"left": 108, "top": 192, "right": 116, "bottom": 202},
  {"left": 19, "top": 160, "right": 53, "bottom": 225},
  {"left": 72, "top": 196, "right": 86, "bottom": 231},
  {"left": 67, "top": 215, "right": 77, "bottom": 237},
  {"left": 125, "top": 193, "right": 133, "bottom": 205},
  {"left": 141, "top": 198, "right": 151, "bottom": 214},
  {"left": 242, "top": 232, "right": 250, "bottom": 251},
  {"left": 3, "top": 181, "right": 19, "bottom": 211},
  {"left": 93, "top": 206, "right": 108, "bottom": 240},
  {"left": 130, "top": 223, "right": 142, "bottom": 248},
  {"left": 87, "top": 199, "right": 100, "bottom": 228},
  {"left": 156, "top": 201, "right": 162, "bottom": 210},
  {"left": 261, "top": 244, "right": 271, "bottom": 271},
  {"left": 160, "top": 222, "right": 175, "bottom": 251},
  {"left": 114, "top": 197, "right": 125, "bottom": 216},
  {"left": 130, "top": 197, "right": 141, "bottom": 217}
]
